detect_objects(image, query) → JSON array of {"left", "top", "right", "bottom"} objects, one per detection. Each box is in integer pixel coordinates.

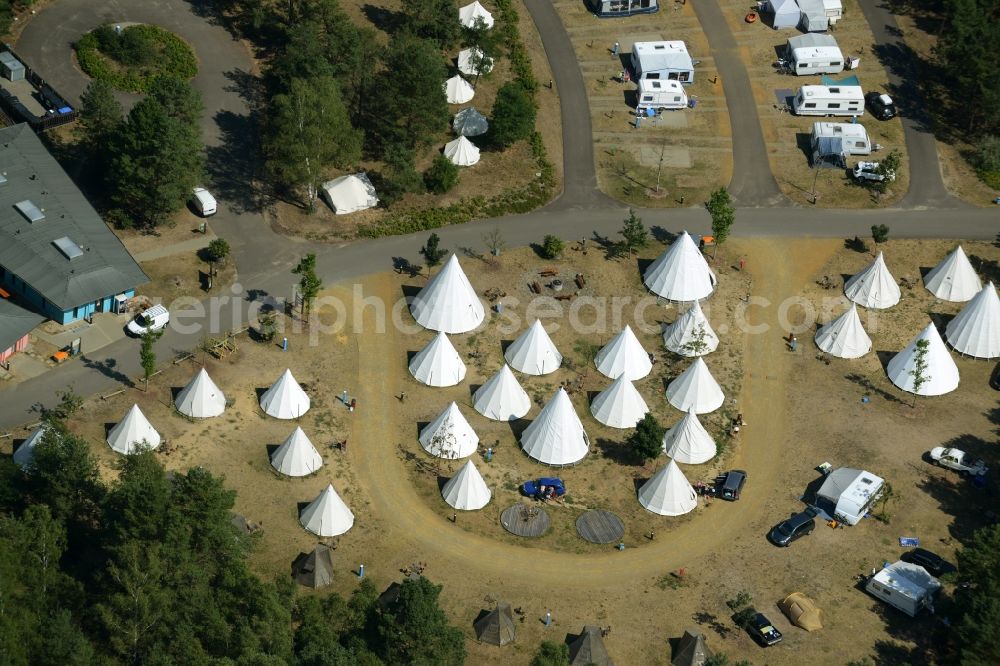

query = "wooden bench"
[{"left": 539, "top": 269, "right": 558, "bottom": 278}]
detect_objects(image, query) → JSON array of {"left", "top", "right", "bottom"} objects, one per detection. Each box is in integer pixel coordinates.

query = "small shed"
[
  {"left": 798, "top": 0, "right": 830, "bottom": 32},
  {"left": 0, "top": 50, "right": 26, "bottom": 82},
  {"left": 631, "top": 41, "right": 694, "bottom": 84},
  {"left": 320, "top": 173, "right": 378, "bottom": 214},
  {"left": 291, "top": 545, "right": 334, "bottom": 589},
  {"left": 766, "top": 0, "right": 800, "bottom": 29},
  {"left": 589, "top": 0, "right": 659, "bottom": 17},
  {"left": 474, "top": 602, "right": 516, "bottom": 646},
  {"left": 779, "top": 592, "right": 824, "bottom": 631}
]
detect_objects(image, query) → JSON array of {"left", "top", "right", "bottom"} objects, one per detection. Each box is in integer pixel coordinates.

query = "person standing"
[{"left": 612, "top": 41, "right": 619, "bottom": 57}]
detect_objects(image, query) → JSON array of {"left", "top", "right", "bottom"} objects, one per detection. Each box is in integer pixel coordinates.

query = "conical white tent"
[
  {"left": 453, "top": 107, "right": 489, "bottom": 137},
  {"left": 886, "top": 322, "right": 960, "bottom": 395},
  {"left": 638, "top": 459, "right": 698, "bottom": 516},
  {"left": 590, "top": 374, "right": 649, "bottom": 429},
  {"left": 662, "top": 408, "right": 716, "bottom": 464},
  {"left": 457, "top": 47, "right": 493, "bottom": 76},
  {"left": 459, "top": 0, "right": 494, "bottom": 28},
  {"left": 106, "top": 404, "right": 161, "bottom": 454},
  {"left": 666, "top": 358, "right": 725, "bottom": 414},
  {"left": 13, "top": 424, "right": 48, "bottom": 470},
  {"left": 419, "top": 402, "right": 479, "bottom": 459},
  {"left": 260, "top": 369, "right": 311, "bottom": 419},
  {"left": 643, "top": 231, "right": 717, "bottom": 302},
  {"left": 505, "top": 319, "right": 562, "bottom": 375},
  {"left": 410, "top": 254, "right": 485, "bottom": 334},
  {"left": 663, "top": 301, "right": 719, "bottom": 357},
  {"left": 444, "top": 75, "right": 475, "bottom": 104},
  {"left": 441, "top": 460, "right": 492, "bottom": 510},
  {"left": 300, "top": 484, "right": 354, "bottom": 537},
  {"left": 444, "top": 136, "right": 480, "bottom": 167},
  {"left": 520, "top": 388, "right": 589, "bottom": 466},
  {"left": 175, "top": 368, "right": 226, "bottom": 418},
  {"left": 924, "top": 246, "right": 982, "bottom": 302},
  {"left": 814, "top": 304, "right": 872, "bottom": 359},
  {"left": 595, "top": 325, "right": 653, "bottom": 380},
  {"left": 409, "top": 331, "right": 467, "bottom": 387},
  {"left": 473, "top": 364, "right": 531, "bottom": 421},
  {"left": 844, "top": 252, "right": 900, "bottom": 309},
  {"left": 271, "top": 427, "right": 323, "bottom": 477},
  {"left": 945, "top": 283, "right": 1000, "bottom": 359}
]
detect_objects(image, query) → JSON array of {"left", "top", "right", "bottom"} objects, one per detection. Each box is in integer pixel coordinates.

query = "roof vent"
[
  {"left": 14, "top": 200, "right": 45, "bottom": 223},
  {"left": 53, "top": 236, "right": 84, "bottom": 260}
]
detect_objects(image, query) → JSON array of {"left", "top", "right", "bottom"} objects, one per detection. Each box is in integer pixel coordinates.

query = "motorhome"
[
  {"left": 866, "top": 561, "right": 941, "bottom": 617},
  {"left": 792, "top": 85, "right": 864, "bottom": 116},
  {"left": 786, "top": 34, "right": 844, "bottom": 75},
  {"left": 631, "top": 41, "right": 695, "bottom": 84},
  {"left": 635, "top": 79, "right": 688, "bottom": 111}
]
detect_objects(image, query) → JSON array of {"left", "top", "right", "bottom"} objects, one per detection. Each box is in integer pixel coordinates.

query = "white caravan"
[
  {"left": 786, "top": 34, "right": 844, "bottom": 75},
  {"left": 635, "top": 79, "right": 688, "bottom": 112},
  {"left": 866, "top": 561, "right": 941, "bottom": 617},
  {"left": 793, "top": 85, "right": 864, "bottom": 117},
  {"left": 812, "top": 122, "right": 872, "bottom": 166}
]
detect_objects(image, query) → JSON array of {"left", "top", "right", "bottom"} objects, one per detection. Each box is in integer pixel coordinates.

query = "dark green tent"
[
  {"left": 569, "top": 625, "right": 613, "bottom": 665},
  {"left": 474, "top": 602, "right": 516, "bottom": 646},
  {"left": 672, "top": 628, "right": 712, "bottom": 666},
  {"left": 291, "top": 544, "right": 334, "bottom": 589}
]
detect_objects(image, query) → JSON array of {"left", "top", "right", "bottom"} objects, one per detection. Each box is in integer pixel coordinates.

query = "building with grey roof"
[{"left": 0, "top": 298, "right": 44, "bottom": 368}]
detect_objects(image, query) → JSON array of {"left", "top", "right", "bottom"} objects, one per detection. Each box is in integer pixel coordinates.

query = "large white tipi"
[
  {"left": 663, "top": 301, "right": 719, "bottom": 357},
  {"left": 260, "top": 369, "right": 311, "bottom": 419},
  {"left": 409, "top": 331, "right": 467, "bottom": 387},
  {"left": 505, "top": 319, "right": 562, "bottom": 375},
  {"left": 300, "top": 484, "right": 354, "bottom": 537},
  {"left": 662, "top": 408, "right": 716, "bottom": 464},
  {"left": 643, "top": 231, "right": 717, "bottom": 302},
  {"left": 271, "top": 427, "right": 323, "bottom": 477},
  {"left": 444, "top": 136, "right": 481, "bottom": 166},
  {"left": 13, "top": 424, "right": 48, "bottom": 470},
  {"left": 175, "top": 368, "right": 226, "bottom": 418},
  {"left": 419, "top": 402, "right": 479, "bottom": 459},
  {"left": 924, "top": 246, "right": 982, "bottom": 302},
  {"left": 666, "top": 358, "right": 725, "bottom": 414},
  {"left": 459, "top": 0, "right": 494, "bottom": 28},
  {"left": 410, "top": 254, "right": 485, "bottom": 334},
  {"left": 590, "top": 374, "right": 649, "bottom": 429},
  {"left": 945, "top": 283, "right": 1000, "bottom": 359},
  {"left": 638, "top": 460, "right": 698, "bottom": 516},
  {"left": 107, "top": 404, "right": 161, "bottom": 455},
  {"left": 886, "top": 322, "right": 960, "bottom": 395},
  {"left": 444, "top": 75, "right": 475, "bottom": 104},
  {"left": 814, "top": 304, "right": 872, "bottom": 359},
  {"left": 844, "top": 252, "right": 901, "bottom": 309},
  {"left": 441, "top": 460, "right": 492, "bottom": 510},
  {"left": 520, "top": 388, "right": 589, "bottom": 466},
  {"left": 473, "top": 364, "right": 531, "bottom": 421},
  {"left": 457, "top": 47, "right": 493, "bottom": 76},
  {"left": 594, "top": 325, "right": 653, "bottom": 381}
]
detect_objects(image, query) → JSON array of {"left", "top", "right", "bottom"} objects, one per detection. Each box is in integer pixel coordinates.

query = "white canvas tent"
[
  {"left": 590, "top": 374, "right": 649, "bottom": 429},
  {"left": 457, "top": 47, "right": 493, "bottom": 76},
  {"left": 643, "top": 231, "right": 717, "bottom": 302},
  {"left": 767, "top": 0, "right": 800, "bottom": 28},
  {"left": 13, "top": 424, "right": 47, "bottom": 470},
  {"left": 666, "top": 358, "right": 725, "bottom": 414},
  {"left": 924, "top": 246, "right": 982, "bottom": 302},
  {"left": 887, "top": 322, "right": 960, "bottom": 395},
  {"left": 866, "top": 561, "right": 941, "bottom": 617},
  {"left": 175, "top": 368, "right": 226, "bottom": 418},
  {"left": 459, "top": 1, "right": 494, "bottom": 29},
  {"left": 520, "top": 388, "right": 590, "bottom": 466},
  {"left": 320, "top": 173, "right": 378, "bottom": 214},
  {"left": 271, "top": 427, "right": 323, "bottom": 477},
  {"left": 798, "top": 0, "right": 830, "bottom": 31},
  {"left": 443, "top": 136, "right": 480, "bottom": 167},
  {"left": 419, "top": 402, "right": 479, "bottom": 459},
  {"left": 814, "top": 304, "right": 872, "bottom": 359},
  {"left": 662, "top": 408, "right": 716, "bottom": 464},
  {"left": 260, "top": 369, "right": 311, "bottom": 419},
  {"left": 453, "top": 107, "right": 489, "bottom": 136},
  {"left": 473, "top": 364, "right": 532, "bottom": 421},
  {"left": 410, "top": 254, "right": 485, "bottom": 333},
  {"left": 945, "top": 283, "right": 1000, "bottom": 359},
  {"left": 594, "top": 325, "right": 653, "bottom": 381},
  {"left": 816, "top": 467, "right": 884, "bottom": 525},
  {"left": 300, "top": 484, "right": 354, "bottom": 537},
  {"left": 505, "top": 319, "right": 562, "bottom": 375},
  {"left": 107, "top": 404, "right": 161, "bottom": 455},
  {"left": 441, "top": 460, "right": 492, "bottom": 510},
  {"left": 444, "top": 75, "right": 475, "bottom": 104},
  {"left": 409, "top": 331, "right": 467, "bottom": 387},
  {"left": 844, "top": 252, "right": 901, "bottom": 310},
  {"left": 638, "top": 459, "right": 697, "bottom": 516},
  {"left": 663, "top": 301, "right": 719, "bottom": 357}
]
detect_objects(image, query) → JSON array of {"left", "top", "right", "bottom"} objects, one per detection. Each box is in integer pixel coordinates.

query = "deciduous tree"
[{"left": 627, "top": 413, "right": 665, "bottom": 462}]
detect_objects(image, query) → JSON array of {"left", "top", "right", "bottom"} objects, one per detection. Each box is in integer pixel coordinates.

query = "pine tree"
[
  {"left": 706, "top": 187, "right": 735, "bottom": 258},
  {"left": 627, "top": 413, "right": 665, "bottom": 462},
  {"left": 421, "top": 233, "right": 445, "bottom": 268},
  {"left": 908, "top": 338, "right": 931, "bottom": 406},
  {"left": 292, "top": 254, "right": 323, "bottom": 317},
  {"left": 140, "top": 328, "right": 163, "bottom": 392},
  {"left": 620, "top": 208, "right": 648, "bottom": 255}
]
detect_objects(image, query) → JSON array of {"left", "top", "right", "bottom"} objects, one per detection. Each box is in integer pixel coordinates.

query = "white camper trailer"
[
  {"left": 815, "top": 467, "right": 884, "bottom": 525},
  {"left": 631, "top": 41, "right": 695, "bottom": 84},
  {"left": 866, "top": 561, "right": 941, "bottom": 617},
  {"left": 812, "top": 122, "right": 872, "bottom": 166},
  {"left": 822, "top": 0, "right": 844, "bottom": 24},
  {"left": 793, "top": 85, "right": 865, "bottom": 117},
  {"left": 786, "top": 34, "right": 844, "bottom": 75},
  {"left": 635, "top": 79, "right": 688, "bottom": 111},
  {"left": 590, "top": 0, "right": 659, "bottom": 16}
]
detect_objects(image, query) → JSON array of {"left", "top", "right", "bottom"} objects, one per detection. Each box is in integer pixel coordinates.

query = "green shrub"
[
  {"left": 424, "top": 154, "right": 460, "bottom": 194},
  {"left": 540, "top": 234, "right": 564, "bottom": 259},
  {"left": 75, "top": 25, "right": 197, "bottom": 93}
]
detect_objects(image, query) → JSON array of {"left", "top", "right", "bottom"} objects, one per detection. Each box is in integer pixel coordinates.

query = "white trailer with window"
[
  {"left": 631, "top": 41, "right": 695, "bottom": 84},
  {"left": 866, "top": 561, "right": 941, "bottom": 617},
  {"left": 815, "top": 467, "right": 884, "bottom": 525},
  {"left": 793, "top": 85, "right": 864, "bottom": 116},
  {"left": 635, "top": 79, "right": 688, "bottom": 112},
  {"left": 786, "top": 34, "right": 844, "bottom": 75}
]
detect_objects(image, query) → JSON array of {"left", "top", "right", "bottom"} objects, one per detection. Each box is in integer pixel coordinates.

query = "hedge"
[{"left": 75, "top": 24, "right": 198, "bottom": 93}]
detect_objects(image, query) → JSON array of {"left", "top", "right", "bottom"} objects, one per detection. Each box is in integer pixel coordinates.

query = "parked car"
[
  {"left": 126, "top": 304, "right": 170, "bottom": 336},
  {"left": 901, "top": 548, "right": 954, "bottom": 578},
  {"left": 768, "top": 509, "right": 817, "bottom": 547},
  {"left": 852, "top": 161, "right": 895, "bottom": 183},
  {"left": 865, "top": 92, "right": 897, "bottom": 120},
  {"left": 719, "top": 470, "right": 748, "bottom": 501},
  {"left": 747, "top": 612, "right": 783, "bottom": 646},
  {"left": 929, "top": 447, "right": 988, "bottom": 476},
  {"left": 191, "top": 187, "right": 217, "bottom": 216},
  {"left": 521, "top": 478, "right": 565, "bottom": 500}
]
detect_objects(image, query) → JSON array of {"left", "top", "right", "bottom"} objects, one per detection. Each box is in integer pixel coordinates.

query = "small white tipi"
[
  {"left": 590, "top": 374, "right": 649, "bottom": 429},
  {"left": 945, "top": 283, "right": 1000, "bottom": 359},
  {"left": 409, "top": 331, "right": 467, "bottom": 387},
  {"left": 473, "top": 364, "right": 531, "bottom": 421},
  {"left": 638, "top": 459, "right": 698, "bottom": 516},
  {"left": 13, "top": 424, "right": 48, "bottom": 470},
  {"left": 459, "top": 0, "right": 494, "bottom": 28},
  {"left": 663, "top": 301, "right": 719, "bottom": 357},
  {"left": 107, "top": 404, "right": 161, "bottom": 454},
  {"left": 457, "top": 47, "right": 493, "bottom": 76},
  {"left": 886, "top": 322, "right": 960, "bottom": 395},
  {"left": 520, "top": 388, "right": 589, "bottom": 466},
  {"left": 419, "top": 402, "right": 479, "bottom": 459},
  {"left": 271, "top": 427, "right": 323, "bottom": 477},
  {"left": 505, "top": 319, "right": 562, "bottom": 375},
  {"left": 260, "top": 369, "right": 311, "bottom": 419},
  {"left": 814, "top": 304, "right": 872, "bottom": 359},
  {"left": 643, "top": 231, "right": 717, "bottom": 302},
  {"left": 441, "top": 460, "right": 492, "bottom": 510},
  {"left": 300, "top": 484, "right": 354, "bottom": 537},
  {"left": 443, "top": 136, "right": 480, "bottom": 167},
  {"left": 662, "top": 408, "right": 716, "bottom": 464},
  {"left": 594, "top": 325, "right": 653, "bottom": 381},
  {"left": 444, "top": 75, "right": 475, "bottom": 104},
  {"left": 924, "top": 246, "right": 982, "bottom": 302},
  {"left": 844, "top": 252, "right": 901, "bottom": 309},
  {"left": 410, "top": 254, "right": 485, "bottom": 334},
  {"left": 666, "top": 358, "right": 725, "bottom": 414},
  {"left": 175, "top": 368, "right": 226, "bottom": 418}
]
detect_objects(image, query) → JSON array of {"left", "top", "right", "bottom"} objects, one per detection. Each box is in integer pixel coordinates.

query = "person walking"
[
  {"left": 350, "top": 398, "right": 357, "bottom": 412},
  {"left": 739, "top": 257, "right": 746, "bottom": 271},
  {"left": 612, "top": 41, "right": 619, "bottom": 57}
]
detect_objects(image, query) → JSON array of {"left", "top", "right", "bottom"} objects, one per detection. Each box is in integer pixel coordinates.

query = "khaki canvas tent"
[
  {"left": 291, "top": 544, "right": 334, "bottom": 589},
  {"left": 475, "top": 602, "right": 516, "bottom": 645},
  {"left": 671, "top": 628, "right": 712, "bottom": 666},
  {"left": 569, "top": 625, "right": 613, "bottom": 666},
  {"left": 779, "top": 592, "right": 824, "bottom": 631}
]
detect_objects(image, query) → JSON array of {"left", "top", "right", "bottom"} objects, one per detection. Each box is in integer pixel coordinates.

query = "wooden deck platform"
[
  {"left": 575, "top": 510, "right": 625, "bottom": 544},
  {"left": 500, "top": 503, "right": 550, "bottom": 538}
]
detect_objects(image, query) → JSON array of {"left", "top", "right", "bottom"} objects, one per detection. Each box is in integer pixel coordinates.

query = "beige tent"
[{"left": 779, "top": 592, "right": 824, "bottom": 631}]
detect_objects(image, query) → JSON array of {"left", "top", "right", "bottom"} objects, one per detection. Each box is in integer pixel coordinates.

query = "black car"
[
  {"left": 720, "top": 470, "right": 748, "bottom": 501},
  {"left": 865, "top": 92, "right": 897, "bottom": 120},
  {"left": 901, "top": 548, "right": 953, "bottom": 577},
  {"left": 747, "top": 612, "right": 783, "bottom": 646},
  {"left": 768, "top": 510, "right": 817, "bottom": 546}
]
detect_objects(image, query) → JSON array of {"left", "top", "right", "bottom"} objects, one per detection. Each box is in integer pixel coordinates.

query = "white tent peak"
[
  {"left": 459, "top": 1, "right": 494, "bottom": 28},
  {"left": 844, "top": 252, "right": 901, "bottom": 309},
  {"left": 260, "top": 369, "right": 311, "bottom": 419},
  {"left": 300, "top": 484, "right": 354, "bottom": 537},
  {"left": 444, "top": 135, "right": 481, "bottom": 167},
  {"left": 107, "top": 404, "right": 161, "bottom": 455},
  {"left": 666, "top": 357, "right": 725, "bottom": 414},
  {"left": 590, "top": 374, "right": 650, "bottom": 429},
  {"left": 814, "top": 303, "right": 872, "bottom": 359},
  {"left": 662, "top": 408, "right": 716, "bottom": 464},
  {"left": 441, "top": 460, "right": 492, "bottom": 510},
  {"left": 410, "top": 254, "right": 485, "bottom": 333},
  {"left": 444, "top": 75, "right": 475, "bottom": 104},
  {"left": 409, "top": 331, "right": 467, "bottom": 387},
  {"left": 505, "top": 319, "right": 562, "bottom": 375},
  {"left": 924, "top": 245, "right": 982, "bottom": 302},
  {"left": 458, "top": 47, "right": 494, "bottom": 76},
  {"left": 663, "top": 301, "right": 719, "bottom": 357},
  {"left": 886, "top": 322, "right": 960, "bottom": 395},
  {"left": 419, "top": 402, "right": 479, "bottom": 459},
  {"left": 271, "top": 427, "right": 323, "bottom": 477},
  {"left": 175, "top": 368, "right": 226, "bottom": 418},
  {"left": 13, "top": 423, "right": 48, "bottom": 470},
  {"left": 521, "top": 388, "right": 590, "bottom": 466},
  {"left": 320, "top": 173, "right": 378, "bottom": 214},
  {"left": 638, "top": 459, "right": 698, "bottom": 516},
  {"left": 473, "top": 364, "right": 532, "bottom": 421},
  {"left": 945, "top": 282, "right": 1000, "bottom": 359},
  {"left": 595, "top": 325, "right": 653, "bottom": 380},
  {"left": 643, "top": 231, "right": 717, "bottom": 302}
]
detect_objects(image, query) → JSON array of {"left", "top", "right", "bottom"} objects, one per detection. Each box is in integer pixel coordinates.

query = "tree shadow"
[
  {"left": 869, "top": 602, "right": 949, "bottom": 666},
  {"left": 223, "top": 68, "right": 266, "bottom": 112},
  {"left": 845, "top": 236, "right": 870, "bottom": 253},
  {"left": 596, "top": 438, "right": 643, "bottom": 466},
  {"left": 844, "top": 371, "right": 903, "bottom": 405},
  {"left": 649, "top": 226, "right": 677, "bottom": 244},
  {"left": 393, "top": 257, "right": 423, "bottom": 277},
  {"left": 871, "top": 41, "right": 936, "bottom": 134},
  {"left": 691, "top": 611, "right": 730, "bottom": 639},
  {"left": 206, "top": 109, "right": 265, "bottom": 215},
  {"left": 81, "top": 355, "right": 134, "bottom": 388},
  {"left": 967, "top": 255, "right": 1000, "bottom": 285},
  {"left": 362, "top": 4, "right": 406, "bottom": 35}
]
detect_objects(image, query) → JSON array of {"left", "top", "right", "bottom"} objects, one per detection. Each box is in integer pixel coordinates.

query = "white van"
[
  {"left": 793, "top": 85, "right": 865, "bottom": 117},
  {"left": 635, "top": 79, "right": 688, "bottom": 112},
  {"left": 126, "top": 304, "right": 170, "bottom": 336},
  {"left": 191, "top": 187, "right": 217, "bottom": 216}
]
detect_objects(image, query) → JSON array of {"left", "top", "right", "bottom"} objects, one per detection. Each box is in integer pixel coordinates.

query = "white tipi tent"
[
  {"left": 419, "top": 402, "right": 479, "bottom": 459},
  {"left": 441, "top": 460, "right": 492, "bottom": 510},
  {"left": 666, "top": 358, "right": 725, "bottom": 414},
  {"left": 260, "top": 369, "right": 311, "bottom": 419},
  {"left": 410, "top": 254, "right": 486, "bottom": 334},
  {"left": 814, "top": 304, "right": 872, "bottom": 359},
  {"left": 663, "top": 301, "right": 719, "bottom": 357},
  {"left": 107, "top": 404, "right": 161, "bottom": 454},
  {"left": 444, "top": 136, "right": 480, "bottom": 167},
  {"left": 505, "top": 319, "right": 562, "bottom": 375},
  {"left": 457, "top": 47, "right": 493, "bottom": 76},
  {"left": 444, "top": 75, "right": 475, "bottom": 104},
  {"left": 924, "top": 246, "right": 982, "bottom": 302},
  {"left": 175, "top": 368, "right": 226, "bottom": 418},
  {"left": 409, "top": 331, "right": 467, "bottom": 387},
  {"left": 473, "top": 364, "right": 531, "bottom": 421},
  {"left": 520, "top": 388, "right": 589, "bottom": 466},
  {"left": 945, "top": 283, "right": 1000, "bottom": 359},
  {"left": 300, "top": 484, "right": 354, "bottom": 537},
  {"left": 886, "top": 322, "right": 960, "bottom": 395},
  {"left": 844, "top": 252, "right": 900, "bottom": 309},
  {"left": 590, "top": 374, "right": 649, "bottom": 429},
  {"left": 271, "top": 427, "right": 323, "bottom": 477},
  {"left": 662, "top": 408, "right": 716, "bottom": 464},
  {"left": 459, "top": 0, "right": 494, "bottom": 28},
  {"left": 643, "top": 231, "right": 717, "bottom": 302},
  {"left": 13, "top": 424, "right": 48, "bottom": 470},
  {"left": 594, "top": 325, "right": 653, "bottom": 381},
  {"left": 638, "top": 459, "right": 698, "bottom": 516}
]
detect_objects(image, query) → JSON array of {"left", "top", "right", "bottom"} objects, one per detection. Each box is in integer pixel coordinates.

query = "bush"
[
  {"left": 75, "top": 25, "right": 198, "bottom": 93},
  {"left": 871, "top": 224, "right": 890, "bottom": 244},
  {"left": 490, "top": 81, "right": 536, "bottom": 148},
  {"left": 424, "top": 155, "right": 460, "bottom": 194},
  {"left": 540, "top": 235, "right": 564, "bottom": 259},
  {"left": 973, "top": 135, "right": 1000, "bottom": 188}
]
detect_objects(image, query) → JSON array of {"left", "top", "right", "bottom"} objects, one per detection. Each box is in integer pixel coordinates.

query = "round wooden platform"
[
  {"left": 575, "top": 510, "right": 625, "bottom": 544},
  {"left": 500, "top": 503, "right": 550, "bottom": 538}
]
